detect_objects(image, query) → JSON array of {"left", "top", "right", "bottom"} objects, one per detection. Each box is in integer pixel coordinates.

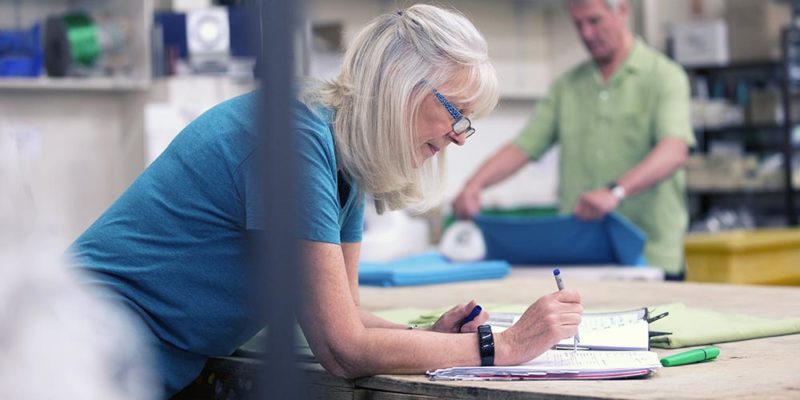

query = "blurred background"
[
  {"left": 2, "top": 0, "right": 799, "bottom": 242},
  {"left": 2, "top": 0, "right": 800, "bottom": 277},
  {"left": 2, "top": 0, "right": 800, "bottom": 397}
]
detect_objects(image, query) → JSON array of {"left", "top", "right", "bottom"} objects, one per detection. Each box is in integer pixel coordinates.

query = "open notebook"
[
  {"left": 427, "top": 350, "right": 660, "bottom": 380},
  {"left": 490, "top": 307, "right": 650, "bottom": 351},
  {"left": 429, "top": 308, "right": 659, "bottom": 380}
]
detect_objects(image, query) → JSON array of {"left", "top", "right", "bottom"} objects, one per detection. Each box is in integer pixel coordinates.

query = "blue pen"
[
  {"left": 553, "top": 269, "right": 581, "bottom": 352},
  {"left": 460, "top": 305, "right": 482, "bottom": 328}
]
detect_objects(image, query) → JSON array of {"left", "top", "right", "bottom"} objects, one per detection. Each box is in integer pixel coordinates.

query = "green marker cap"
[{"left": 660, "top": 346, "right": 720, "bottom": 367}]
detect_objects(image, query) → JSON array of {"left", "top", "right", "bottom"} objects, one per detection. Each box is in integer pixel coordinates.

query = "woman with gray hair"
[{"left": 69, "top": 4, "right": 582, "bottom": 396}]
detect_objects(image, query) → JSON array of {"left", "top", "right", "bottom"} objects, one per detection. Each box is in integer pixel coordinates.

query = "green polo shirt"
[{"left": 514, "top": 39, "right": 695, "bottom": 274}]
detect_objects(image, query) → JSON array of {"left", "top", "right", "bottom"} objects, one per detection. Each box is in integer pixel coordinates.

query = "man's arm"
[
  {"left": 454, "top": 79, "right": 561, "bottom": 219},
  {"left": 574, "top": 136, "right": 689, "bottom": 220},
  {"left": 453, "top": 143, "right": 530, "bottom": 219}
]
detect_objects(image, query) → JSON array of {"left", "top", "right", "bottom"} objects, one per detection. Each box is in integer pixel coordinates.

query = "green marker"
[{"left": 660, "top": 346, "right": 720, "bottom": 367}]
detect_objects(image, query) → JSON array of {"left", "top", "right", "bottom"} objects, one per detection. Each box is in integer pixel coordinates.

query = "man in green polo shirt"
[{"left": 453, "top": 0, "right": 695, "bottom": 277}]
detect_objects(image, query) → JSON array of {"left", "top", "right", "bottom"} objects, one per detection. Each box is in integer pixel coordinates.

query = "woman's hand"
[
  {"left": 496, "top": 289, "right": 582, "bottom": 365},
  {"left": 429, "top": 299, "right": 488, "bottom": 333}
]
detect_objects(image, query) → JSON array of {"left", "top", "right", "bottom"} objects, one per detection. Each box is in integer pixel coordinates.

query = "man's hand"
[
  {"left": 452, "top": 184, "right": 482, "bottom": 219},
  {"left": 574, "top": 188, "right": 620, "bottom": 220}
]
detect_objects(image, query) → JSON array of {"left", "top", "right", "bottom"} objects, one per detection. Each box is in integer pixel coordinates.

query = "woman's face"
[{"left": 413, "top": 89, "right": 470, "bottom": 165}]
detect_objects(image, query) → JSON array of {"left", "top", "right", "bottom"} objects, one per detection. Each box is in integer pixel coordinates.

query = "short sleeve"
[
  {"left": 238, "top": 101, "right": 358, "bottom": 245},
  {"left": 513, "top": 81, "right": 560, "bottom": 160},
  {"left": 237, "top": 127, "right": 343, "bottom": 245},
  {"left": 240, "top": 152, "right": 265, "bottom": 230},
  {"left": 293, "top": 127, "right": 343, "bottom": 244},
  {"left": 339, "top": 195, "right": 364, "bottom": 243},
  {"left": 654, "top": 66, "right": 696, "bottom": 147}
]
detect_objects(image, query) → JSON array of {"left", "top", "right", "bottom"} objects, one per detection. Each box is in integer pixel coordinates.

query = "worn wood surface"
[
  {"left": 354, "top": 277, "right": 800, "bottom": 399},
  {"left": 181, "top": 277, "right": 800, "bottom": 399}
]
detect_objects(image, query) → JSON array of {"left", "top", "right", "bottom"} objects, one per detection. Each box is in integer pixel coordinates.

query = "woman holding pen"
[{"left": 68, "top": 4, "right": 582, "bottom": 397}]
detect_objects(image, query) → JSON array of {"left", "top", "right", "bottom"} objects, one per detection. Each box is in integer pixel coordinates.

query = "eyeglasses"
[{"left": 432, "top": 88, "right": 475, "bottom": 139}]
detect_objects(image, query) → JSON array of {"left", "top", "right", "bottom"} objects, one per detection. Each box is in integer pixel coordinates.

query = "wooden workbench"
[{"left": 177, "top": 277, "right": 800, "bottom": 399}]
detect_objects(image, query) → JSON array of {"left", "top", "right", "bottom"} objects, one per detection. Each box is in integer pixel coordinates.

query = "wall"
[
  {"left": 302, "top": 0, "right": 595, "bottom": 209},
  {"left": 0, "top": 0, "right": 153, "bottom": 241},
  {"left": 304, "top": 0, "right": 563, "bottom": 98},
  {"left": 443, "top": 99, "right": 560, "bottom": 209},
  {"left": 10, "top": 0, "right": 756, "bottom": 241},
  {"left": 0, "top": 92, "right": 145, "bottom": 240}
]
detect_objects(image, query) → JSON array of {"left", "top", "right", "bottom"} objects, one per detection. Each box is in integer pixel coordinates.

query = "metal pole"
[
  {"left": 781, "top": 28, "right": 798, "bottom": 226},
  {"left": 257, "top": 0, "right": 307, "bottom": 398}
]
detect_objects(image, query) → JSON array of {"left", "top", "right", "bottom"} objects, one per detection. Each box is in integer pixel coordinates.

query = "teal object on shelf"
[
  {"left": 474, "top": 212, "right": 647, "bottom": 266},
  {"left": 359, "top": 252, "right": 510, "bottom": 287}
]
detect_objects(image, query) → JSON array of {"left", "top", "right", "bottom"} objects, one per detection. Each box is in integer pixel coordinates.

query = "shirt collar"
[
  {"left": 591, "top": 37, "right": 645, "bottom": 86},
  {"left": 621, "top": 37, "right": 646, "bottom": 74}
]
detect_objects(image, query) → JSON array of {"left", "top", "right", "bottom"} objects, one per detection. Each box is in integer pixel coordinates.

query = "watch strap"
[{"left": 477, "top": 325, "right": 495, "bottom": 367}]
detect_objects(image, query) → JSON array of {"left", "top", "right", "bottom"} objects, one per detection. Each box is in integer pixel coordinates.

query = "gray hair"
[
  {"left": 568, "top": 0, "right": 624, "bottom": 11},
  {"left": 305, "top": 4, "right": 498, "bottom": 212}
]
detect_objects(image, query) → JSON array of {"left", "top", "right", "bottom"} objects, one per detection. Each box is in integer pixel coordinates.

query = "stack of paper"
[{"left": 427, "top": 350, "right": 661, "bottom": 381}]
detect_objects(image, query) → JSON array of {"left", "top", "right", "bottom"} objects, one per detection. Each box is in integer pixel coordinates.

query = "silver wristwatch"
[{"left": 607, "top": 181, "right": 626, "bottom": 201}]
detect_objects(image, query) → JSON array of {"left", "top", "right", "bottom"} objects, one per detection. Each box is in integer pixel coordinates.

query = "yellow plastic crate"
[{"left": 685, "top": 229, "right": 800, "bottom": 285}]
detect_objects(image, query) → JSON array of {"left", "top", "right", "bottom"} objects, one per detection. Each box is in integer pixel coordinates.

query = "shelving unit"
[
  {"left": 779, "top": 26, "right": 800, "bottom": 225},
  {"left": 684, "top": 29, "right": 800, "bottom": 227},
  {"left": 0, "top": 0, "right": 154, "bottom": 239},
  {"left": 0, "top": 76, "right": 150, "bottom": 91},
  {"left": 0, "top": 0, "right": 153, "bottom": 87}
]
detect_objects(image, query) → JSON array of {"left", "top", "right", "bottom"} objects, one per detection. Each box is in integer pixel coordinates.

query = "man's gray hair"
[
  {"left": 568, "top": 0, "right": 625, "bottom": 11},
  {"left": 604, "top": 0, "right": 623, "bottom": 10}
]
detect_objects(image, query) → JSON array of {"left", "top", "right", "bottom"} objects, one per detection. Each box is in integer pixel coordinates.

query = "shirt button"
[{"left": 599, "top": 91, "right": 609, "bottom": 101}]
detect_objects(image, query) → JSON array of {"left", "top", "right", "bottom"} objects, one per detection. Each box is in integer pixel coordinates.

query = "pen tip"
[{"left": 553, "top": 268, "right": 560, "bottom": 276}]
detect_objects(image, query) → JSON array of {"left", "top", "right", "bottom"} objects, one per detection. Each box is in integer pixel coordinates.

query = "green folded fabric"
[
  {"left": 648, "top": 303, "right": 800, "bottom": 348},
  {"left": 380, "top": 303, "right": 800, "bottom": 349},
  {"left": 237, "top": 303, "right": 800, "bottom": 356}
]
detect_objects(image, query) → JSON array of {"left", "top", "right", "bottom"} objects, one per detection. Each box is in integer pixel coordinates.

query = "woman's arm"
[
  {"left": 297, "top": 240, "right": 582, "bottom": 379},
  {"left": 342, "top": 242, "right": 488, "bottom": 331},
  {"left": 297, "top": 240, "right": 480, "bottom": 378},
  {"left": 341, "top": 242, "right": 408, "bottom": 329}
]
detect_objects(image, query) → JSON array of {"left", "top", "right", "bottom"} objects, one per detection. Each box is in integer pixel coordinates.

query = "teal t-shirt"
[{"left": 69, "top": 92, "right": 363, "bottom": 395}]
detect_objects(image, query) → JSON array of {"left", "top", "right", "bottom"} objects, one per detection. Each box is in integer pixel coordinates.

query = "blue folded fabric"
[
  {"left": 474, "top": 213, "right": 647, "bottom": 266},
  {"left": 359, "top": 252, "right": 510, "bottom": 287}
]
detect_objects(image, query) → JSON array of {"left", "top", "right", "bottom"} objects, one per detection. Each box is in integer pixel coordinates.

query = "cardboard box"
[
  {"left": 673, "top": 20, "right": 729, "bottom": 67},
  {"left": 725, "top": 0, "right": 791, "bottom": 63},
  {"left": 673, "top": 1, "right": 790, "bottom": 66}
]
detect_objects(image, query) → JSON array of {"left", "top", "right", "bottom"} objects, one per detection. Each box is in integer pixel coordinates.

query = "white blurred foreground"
[{"left": 0, "top": 131, "right": 158, "bottom": 399}]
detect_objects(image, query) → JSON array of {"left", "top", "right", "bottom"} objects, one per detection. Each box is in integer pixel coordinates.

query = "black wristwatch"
[{"left": 477, "top": 325, "right": 495, "bottom": 366}]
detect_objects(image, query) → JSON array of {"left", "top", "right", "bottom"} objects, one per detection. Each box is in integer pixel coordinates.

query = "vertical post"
[
  {"left": 257, "top": 0, "right": 307, "bottom": 398},
  {"left": 781, "top": 28, "right": 798, "bottom": 226}
]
